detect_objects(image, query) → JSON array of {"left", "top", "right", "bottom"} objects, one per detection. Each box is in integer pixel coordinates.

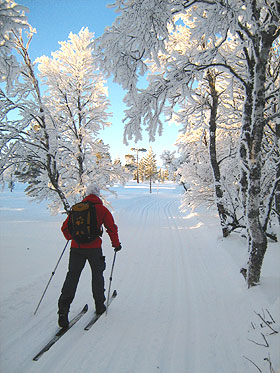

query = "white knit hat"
[{"left": 86, "top": 183, "right": 101, "bottom": 197}]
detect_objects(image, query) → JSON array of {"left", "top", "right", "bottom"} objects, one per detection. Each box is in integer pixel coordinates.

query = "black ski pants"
[{"left": 58, "top": 247, "right": 106, "bottom": 313}]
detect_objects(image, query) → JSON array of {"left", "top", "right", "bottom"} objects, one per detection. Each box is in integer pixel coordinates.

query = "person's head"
[{"left": 86, "top": 183, "right": 101, "bottom": 197}]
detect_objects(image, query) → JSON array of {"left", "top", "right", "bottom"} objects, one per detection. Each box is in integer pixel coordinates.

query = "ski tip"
[
  {"left": 112, "top": 290, "right": 117, "bottom": 297},
  {"left": 83, "top": 304, "right": 89, "bottom": 312}
]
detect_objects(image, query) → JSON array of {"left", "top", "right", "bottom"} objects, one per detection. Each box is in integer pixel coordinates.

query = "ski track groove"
[{"left": 159, "top": 198, "right": 193, "bottom": 372}]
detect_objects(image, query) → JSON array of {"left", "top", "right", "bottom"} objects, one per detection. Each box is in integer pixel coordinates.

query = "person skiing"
[{"left": 58, "top": 183, "right": 121, "bottom": 328}]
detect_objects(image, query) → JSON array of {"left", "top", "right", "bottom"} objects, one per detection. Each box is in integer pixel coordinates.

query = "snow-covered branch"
[
  {"left": 97, "top": 0, "right": 280, "bottom": 286},
  {"left": 1, "top": 26, "right": 127, "bottom": 213}
]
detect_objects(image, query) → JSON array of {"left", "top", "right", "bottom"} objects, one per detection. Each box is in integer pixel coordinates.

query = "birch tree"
[
  {"left": 0, "top": 26, "right": 126, "bottom": 213},
  {"left": 172, "top": 67, "right": 243, "bottom": 236},
  {"left": 96, "top": 0, "right": 280, "bottom": 287}
]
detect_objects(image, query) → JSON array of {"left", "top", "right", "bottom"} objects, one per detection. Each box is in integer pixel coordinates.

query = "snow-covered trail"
[{"left": 0, "top": 183, "right": 279, "bottom": 373}]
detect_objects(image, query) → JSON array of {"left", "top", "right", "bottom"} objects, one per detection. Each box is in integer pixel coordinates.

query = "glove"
[{"left": 114, "top": 244, "right": 122, "bottom": 252}]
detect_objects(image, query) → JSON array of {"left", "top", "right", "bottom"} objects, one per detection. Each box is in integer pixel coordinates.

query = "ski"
[
  {"left": 33, "top": 304, "right": 88, "bottom": 361},
  {"left": 84, "top": 290, "right": 117, "bottom": 331}
]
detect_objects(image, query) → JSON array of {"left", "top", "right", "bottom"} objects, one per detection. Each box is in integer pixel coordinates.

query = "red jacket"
[{"left": 61, "top": 194, "right": 120, "bottom": 249}]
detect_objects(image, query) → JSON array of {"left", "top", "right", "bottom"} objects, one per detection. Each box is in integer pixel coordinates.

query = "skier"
[{"left": 58, "top": 183, "right": 121, "bottom": 328}]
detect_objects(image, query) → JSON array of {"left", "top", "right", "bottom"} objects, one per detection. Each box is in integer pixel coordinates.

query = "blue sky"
[{"left": 19, "top": 0, "right": 179, "bottom": 165}]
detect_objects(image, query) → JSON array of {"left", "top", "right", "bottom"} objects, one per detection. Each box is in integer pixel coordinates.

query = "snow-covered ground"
[{"left": 0, "top": 182, "right": 279, "bottom": 373}]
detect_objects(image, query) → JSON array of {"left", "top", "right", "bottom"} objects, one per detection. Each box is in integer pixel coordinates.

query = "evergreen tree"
[
  {"left": 158, "top": 168, "right": 169, "bottom": 182},
  {"left": 142, "top": 147, "right": 158, "bottom": 193},
  {"left": 138, "top": 157, "right": 145, "bottom": 183},
  {"left": 124, "top": 154, "right": 137, "bottom": 180}
]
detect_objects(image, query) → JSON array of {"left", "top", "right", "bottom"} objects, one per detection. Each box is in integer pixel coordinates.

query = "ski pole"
[
  {"left": 106, "top": 250, "right": 117, "bottom": 315},
  {"left": 34, "top": 240, "right": 69, "bottom": 315}
]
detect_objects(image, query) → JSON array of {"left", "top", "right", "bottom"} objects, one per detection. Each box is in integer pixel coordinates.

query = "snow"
[{"left": 0, "top": 182, "right": 279, "bottom": 373}]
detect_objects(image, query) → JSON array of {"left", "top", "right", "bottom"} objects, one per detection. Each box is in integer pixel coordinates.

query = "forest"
[{"left": 0, "top": 1, "right": 279, "bottom": 290}]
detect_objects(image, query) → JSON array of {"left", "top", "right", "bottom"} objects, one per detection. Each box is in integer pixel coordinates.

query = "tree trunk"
[
  {"left": 275, "top": 119, "right": 280, "bottom": 224},
  {"left": 207, "top": 70, "right": 230, "bottom": 237},
  {"left": 239, "top": 83, "right": 253, "bottom": 225},
  {"left": 246, "top": 38, "right": 271, "bottom": 288}
]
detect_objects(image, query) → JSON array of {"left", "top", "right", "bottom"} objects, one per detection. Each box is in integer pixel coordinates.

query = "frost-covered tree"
[
  {"left": 174, "top": 119, "right": 242, "bottom": 225},
  {"left": 96, "top": 0, "right": 280, "bottom": 287},
  {"left": 161, "top": 149, "right": 188, "bottom": 190},
  {"left": 141, "top": 147, "right": 158, "bottom": 193},
  {"left": 34, "top": 28, "right": 127, "bottom": 210},
  {"left": 158, "top": 168, "right": 169, "bottom": 182},
  {"left": 161, "top": 150, "right": 178, "bottom": 181},
  {"left": 0, "top": 26, "right": 126, "bottom": 213},
  {"left": 131, "top": 147, "right": 147, "bottom": 183},
  {"left": 153, "top": 19, "right": 244, "bottom": 236},
  {"left": 0, "top": 0, "right": 27, "bottom": 43},
  {"left": 262, "top": 38, "right": 280, "bottom": 227},
  {"left": 124, "top": 153, "right": 137, "bottom": 179},
  {"left": 0, "top": 0, "right": 28, "bottom": 89},
  {"left": 138, "top": 157, "right": 145, "bottom": 183},
  {"left": 171, "top": 67, "right": 243, "bottom": 237},
  {"left": 0, "top": 27, "right": 69, "bottom": 209},
  {"left": 275, "top": 119, "right": 280, "bottom": 223}
]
